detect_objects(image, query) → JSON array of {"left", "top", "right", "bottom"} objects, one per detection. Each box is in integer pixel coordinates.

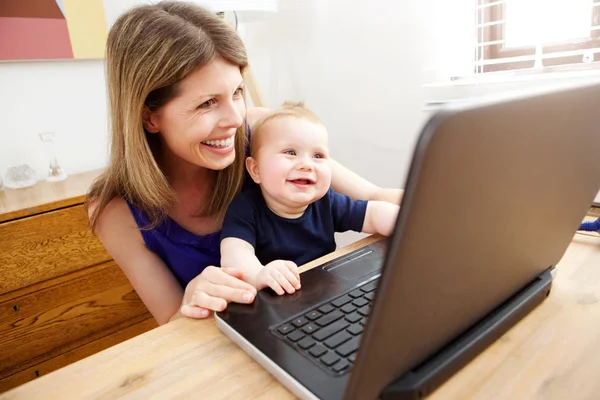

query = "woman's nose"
[{"left": 220, "top": 99, "right": 244, "bottom": 129}]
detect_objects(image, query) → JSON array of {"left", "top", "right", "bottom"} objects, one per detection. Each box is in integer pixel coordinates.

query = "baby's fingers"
[
  {"left": 272, "top": 270, "right": 297, "bottom": 294},
  {"left": 283, "top": 261, "right": 301, "bottom": 282},
  {"left": 279, "top": 265, "right": 301, "bottom": 290},
  {"left": 265, "top": 274, "right": 285, "bottom": 295}
]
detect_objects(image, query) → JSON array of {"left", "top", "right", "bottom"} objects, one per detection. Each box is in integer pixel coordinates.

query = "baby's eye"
[
  {"left": 314, "top": 153, "right": 324, "bottom": 159},
  {"left": 284, "top": 150, "right": 297, "bottom": 156}
]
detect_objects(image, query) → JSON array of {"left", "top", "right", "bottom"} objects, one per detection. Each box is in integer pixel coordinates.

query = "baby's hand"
[{"left": 255, "top": 260, "right": 301, "bottom": 295}]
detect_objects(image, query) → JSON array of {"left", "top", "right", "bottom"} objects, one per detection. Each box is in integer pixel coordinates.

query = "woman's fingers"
[
  {"left": 191, "top": 290, "right": 228, "bottom": 312},
  {"left": 180, "top": 304, "right": 211, "bottom": 318},
  {"left": 206, "top": 281, "right": 257, "bottom": 304},
  {"left": 207, "top": 266, "right": 256, "bottom": 292}
]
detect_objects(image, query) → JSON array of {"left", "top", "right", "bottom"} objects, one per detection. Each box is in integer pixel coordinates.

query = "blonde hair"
[
  {"left": 86, "top": 1, "right": 248, "bottom": 230},
  {"left": 250, "top": 101, "right": 323, "bottom": 157}
]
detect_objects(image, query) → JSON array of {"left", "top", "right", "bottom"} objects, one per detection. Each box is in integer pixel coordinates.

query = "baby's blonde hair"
[{"left": 250, "top": 101, "right": 323, "bottom": 157}]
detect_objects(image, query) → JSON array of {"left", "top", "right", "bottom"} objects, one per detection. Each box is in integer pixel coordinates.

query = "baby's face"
[{"left": 252, "top": 116, "right": 332, "bottom": 209}]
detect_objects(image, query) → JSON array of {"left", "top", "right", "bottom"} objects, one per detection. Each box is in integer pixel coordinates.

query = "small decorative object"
[
  {"left": 39, "top": 132, "right": 68, "bottom": 182},
  {"left": 4, "top": 164, "right": 38, "bottom": 189}
]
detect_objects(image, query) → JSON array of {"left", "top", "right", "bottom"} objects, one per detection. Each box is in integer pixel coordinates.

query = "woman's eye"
[
  {"left": 284, "top": 150, "right": 296, "bottom": 156},
  {"left": 198, "top": 98, "right": 216, "bottom": 109},
  {"left": 234, "top": 87, "right": 244, "bottom": 96}
]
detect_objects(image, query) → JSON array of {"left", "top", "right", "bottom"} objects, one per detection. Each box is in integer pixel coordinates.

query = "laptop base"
[{"left": 380, "top": 269, "right": 553, "bottom": 400}]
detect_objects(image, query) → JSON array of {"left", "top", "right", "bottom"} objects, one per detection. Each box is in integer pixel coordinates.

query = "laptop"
[{"left": 216, "top": 82, "right": 600, "bottom": 400}]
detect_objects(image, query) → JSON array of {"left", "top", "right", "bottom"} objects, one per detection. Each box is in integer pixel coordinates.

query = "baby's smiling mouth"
[{"left": 287, "top": 178, "right": 315, "bottom": 185}]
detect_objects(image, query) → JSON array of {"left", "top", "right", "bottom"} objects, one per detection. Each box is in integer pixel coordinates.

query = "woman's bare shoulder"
[
  {"left": 89, "top": 196, "right": 143, "bottom": 248},
  {"left": 88, "top": 196, "right": 129, "bottom": 226},
  {"left": 247, "top": 107, "right": 271, "bottom": 127}
]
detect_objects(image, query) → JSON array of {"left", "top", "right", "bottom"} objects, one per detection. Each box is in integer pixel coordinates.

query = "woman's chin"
[{"left": 201, "top": 150, "right": 236, "bottom": 171}]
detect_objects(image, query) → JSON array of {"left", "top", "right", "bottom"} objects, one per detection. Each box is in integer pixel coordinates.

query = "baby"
[{"left": 220, "top": 102, "right": 399, "bottom": 295}]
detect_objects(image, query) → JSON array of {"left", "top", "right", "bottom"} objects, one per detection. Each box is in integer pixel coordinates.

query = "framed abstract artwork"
[{"left": 0, "top": 0, "right": 108, "bottom": 61}]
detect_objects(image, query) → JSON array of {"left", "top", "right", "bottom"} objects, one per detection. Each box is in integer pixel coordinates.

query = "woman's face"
[{"left": 145, "top": 57, "right": 246, "bottom": 171}]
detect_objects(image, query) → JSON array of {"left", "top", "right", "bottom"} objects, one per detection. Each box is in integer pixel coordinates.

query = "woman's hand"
[{"left": 178, "top": 266, "right": 257, "bottom": 319}]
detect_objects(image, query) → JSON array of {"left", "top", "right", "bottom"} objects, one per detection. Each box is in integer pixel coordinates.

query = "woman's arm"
[
  {"left": 91, "top": 197, "right": 184, "bottom": 325},
  {"left": 247, "top": 107, "right": 404, "bottom": 205},
  {"left": 330, "top": 160, "right": 404, "bottom": 205},
  {"left": 91, "top": 197, "right": 256, "bottom": 325},
  {"left": 362, "top": 201, "right": 400, "bottom": 236}
]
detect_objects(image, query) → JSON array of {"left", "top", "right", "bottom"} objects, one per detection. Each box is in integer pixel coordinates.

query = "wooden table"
[{"left": 3, "top": 229, "right": 600, "bottom": 400}]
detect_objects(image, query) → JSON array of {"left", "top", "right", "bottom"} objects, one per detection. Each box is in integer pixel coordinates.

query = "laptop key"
[
  {"left": 305, "top": 310, "right": 322, "bottom": 321},
  {"left": 347, "top": 323, "right": 363, "bottom": 335},
  {"left": 320, "top": 351, "right": 340, "bottom": 367},
  {"left": 335, "top": 336, "right": 361, "bottom": 357},
  {"left": 364, "top": 292, "right": 375, "bottom": 301},
  {"left": 292, "top": 317, "right": 308, "bottom": 328},
  {"left": 315, "top": 310, "right": 344, "bottom": 327},
  {"left": 357, "top": 305, "right": 371, "bottom": 316},
  {"left": 302, "top": 323, "right": 319, "bottom": 334},
  {"left": 297, "top": 337, "right": 316, "bottom": 350},
  {"left": 360, "top": 317, "right": 368, "bottom": 326},
  {"left": 312, "top": 320, "right": 349, "bottom": 341},
  {"left": 309, "top": 344, "right": 327, "bottom": 358},
  {"left": 360, "top": 280, "right": 379, "bottom": 293},
  {"left": 287, "top": 330, "right": 305, "bottom": 342},
  {"left": 318, "top": 304, "right": 335, "bottom": 314},
  {"left": 331, "top": 295, "right": 353, "bottom": 308},
  {"left": 348, "top": 353, "right": 357, "bottom": 363},
  {"left": 345, "top": 312, "right": 362, "bottom": 323},
  {"left": 349, "top": 289, "right": 364, "bottom": 298},
  {"left": 324, "top": 331, "right": 352, "bottom": 349},
  {"left": 277, "top": 324, "right": 294, "bottom": 335},
  {"left": 341, "top": 304, "right": 357, "bottom": 314},
  {"left": 352, "top": 298, "right": 369, "bottom": 308},
  {"left": 332, "top": 359, "right": 350, "bottom": 373}
]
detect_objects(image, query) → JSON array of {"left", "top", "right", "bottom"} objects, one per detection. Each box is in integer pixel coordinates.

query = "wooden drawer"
[
  {"left": 0, "top": 205, "right": 111, "bottom": 295},
  {"left": 0, "top": 261, "right": 154, "bottom": 388},
  {"left": 0, "top": 318, "right": 157, "bottom": 391},
  {"left": 0, "top": 171, "right": 156, "bottom": 393}
]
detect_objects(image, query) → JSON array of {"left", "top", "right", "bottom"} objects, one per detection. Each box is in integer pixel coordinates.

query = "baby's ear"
[{"left": 245, "top": 157, "right": 261, "bottom": 184}]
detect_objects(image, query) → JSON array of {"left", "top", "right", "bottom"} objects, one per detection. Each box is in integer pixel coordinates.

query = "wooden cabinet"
[{"left": 0, "top": 170, "right": 157, "bottom": 393}]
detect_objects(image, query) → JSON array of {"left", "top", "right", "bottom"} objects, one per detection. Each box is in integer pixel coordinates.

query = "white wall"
[
  {"left": 0, "top": 0, "right": 145, "bottom": 182},
  {"left": 0, "top": 0, "right": 437, "bottom": 248},
  {"left": 243, "top": 0, "right": 430, "bottom": 190},
  {"left": 241, "top": 0, "right": 433, "bottom": 245},
  {"left": 0, "top": 0, "right": 430, "bottom": 189}
]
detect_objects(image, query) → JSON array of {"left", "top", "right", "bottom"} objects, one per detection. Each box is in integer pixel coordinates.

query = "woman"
[{"left": 86, "top": 1, "right": 402, "bottom": 325}]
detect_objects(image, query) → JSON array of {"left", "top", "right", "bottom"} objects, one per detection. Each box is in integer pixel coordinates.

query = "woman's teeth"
[{"left": 202, "top": 137, "right": 233, "bottom": 148}]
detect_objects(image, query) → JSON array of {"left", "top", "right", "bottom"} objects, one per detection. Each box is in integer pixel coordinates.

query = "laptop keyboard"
[{"left": 271, "top": 278, "right": 379, "bottom": 375}]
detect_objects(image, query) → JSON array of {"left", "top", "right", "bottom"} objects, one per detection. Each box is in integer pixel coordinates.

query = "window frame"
[{"left": 477, "top": 0, "right": 600, "bottom": 73}]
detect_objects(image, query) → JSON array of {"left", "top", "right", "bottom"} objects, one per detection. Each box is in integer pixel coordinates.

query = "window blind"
[{"left": 475, "top": 0, "right": 600, "bottom": 74}]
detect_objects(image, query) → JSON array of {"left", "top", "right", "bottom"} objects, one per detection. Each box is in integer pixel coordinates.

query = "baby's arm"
[
  {"left": 361, "top": 201, "right": 400, "bottom": 236},
  {"left": 220, "top": 237, "right": 264, "bottom": 285},
  {"left": 221, "top": 238, "right": 301, "bottom": 295}
]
